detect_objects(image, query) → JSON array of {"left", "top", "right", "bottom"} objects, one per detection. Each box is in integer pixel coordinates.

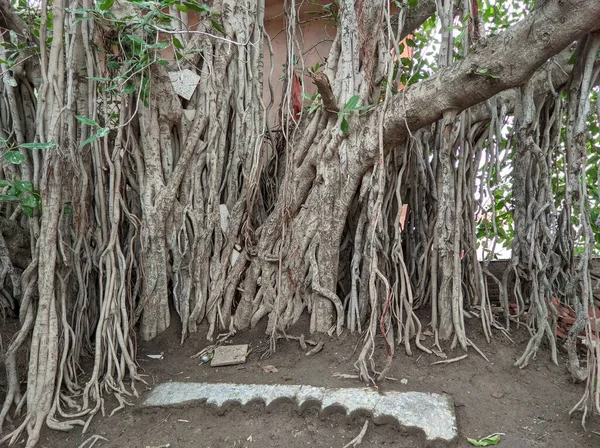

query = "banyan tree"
[{"left": 0, "top": 0, "right": 599, "bottom": 446}]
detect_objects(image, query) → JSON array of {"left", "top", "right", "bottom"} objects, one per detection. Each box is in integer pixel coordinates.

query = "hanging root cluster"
[{"left": 0, "top": 0, "right": 599, "bottom": 446}]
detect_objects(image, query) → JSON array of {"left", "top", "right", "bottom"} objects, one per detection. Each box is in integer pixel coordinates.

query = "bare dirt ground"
[{"left": 3, "top": 313, "right": 600, "bottom": 448}]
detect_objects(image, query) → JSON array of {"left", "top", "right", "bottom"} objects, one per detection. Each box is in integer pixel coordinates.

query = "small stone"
[
  {"left": 400, "top": 378, "right": 409, "bottom": 385},
  {"left": 211, "top": 344, "right": 248, "bottom": 367},
  {"left": 491, "top": 392, "right": 504, "bottom": 399}
]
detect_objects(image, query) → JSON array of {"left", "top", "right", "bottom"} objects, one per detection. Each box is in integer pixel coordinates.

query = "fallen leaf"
[
  {"left": 467, "top": 434, "right": 501, "bottom": 446},
  {"left": 262, "top": 364, "right": 278, "bottom": 373}
]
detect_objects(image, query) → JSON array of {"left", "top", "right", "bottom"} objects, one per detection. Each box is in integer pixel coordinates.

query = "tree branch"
[
  {"left": 312, "top": 72, "right": 339, "bottom": 112},
  {"left": 371, "top": 0, "right": 600, "bottom": 160},
  {"left": 0, "top": 0, "right": 38, "bottom": 45},
  {"left": 394, "top": 0, "right": 437, "bottom": 42}
]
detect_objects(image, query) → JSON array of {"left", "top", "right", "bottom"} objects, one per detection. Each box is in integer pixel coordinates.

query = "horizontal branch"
[{"left": 371, "top": 0, "right": 600, "bottom": 160}]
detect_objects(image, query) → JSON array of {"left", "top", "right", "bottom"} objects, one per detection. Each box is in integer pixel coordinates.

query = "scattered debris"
[
  {"left": 400, "top": 378, "right": 408, "bottom": 385},
  {"left": 146, "top": 353, "right": 164, "bottom": 360},
  {"left": 177, "top": 419, "right": 189, "bottom": 423},
  {"left": 262, "top": 364, "right": 278, "bottom": 373},
  {"left": 191, "top": 345, "right": 216, "bottom": 360},
  {"left": 306, "top": 341, "right": 324, "bottom": 356},
  {"left": 333, "top": 373, "right": 358, "bottom": 379},
  {"left": 247, "top": 435, "right": 253, "bottom": 442},
  {"left": 431, "top": 354, "right": 468, "bottom": 366},
  {"left": 211, "top": 344, "right": 249, "bottom": 367},
  {"left": 467, "top": 433, "right": 503, "bottom": 446},
  {"left": 343, "top": 420, "right": 369, "bottom": 448},
  {"left": 491, "top": 392, "right": 504, "bottom": 399},
  {"left": 199, "top": 353, "right": 213, "bottom": 365}
]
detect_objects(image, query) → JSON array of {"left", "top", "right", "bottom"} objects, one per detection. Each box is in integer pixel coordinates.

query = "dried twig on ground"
[
  {"left": 431, "top": 354, "right": 468, "bottom": 366},
  {"left": 343, "top": 420, "right": 369, "bottom": 448}
]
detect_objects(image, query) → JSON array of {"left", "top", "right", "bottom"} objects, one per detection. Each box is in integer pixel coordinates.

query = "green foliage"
[
  {"left": 0, "top": 179, "right": 42, "bottom": 218},
  {"left": 338, "top": 95, "right": 373, "bottom": 135},
  {"left": 306, "top": 0, "right": 339, "bottom": 23},
  {"left": 0, "top": 138, "right": 54, "bottom": 218}
]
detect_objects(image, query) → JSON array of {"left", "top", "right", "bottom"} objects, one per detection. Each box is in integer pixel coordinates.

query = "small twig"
[
  {"left": 306, "top": 341, "right": 324, "bottom": 356},
  {"left": 77, "top": 435, "right": 108, "bottom": 448},
  {"left": 431, "top": 354, "right": 468, "bottom": 366},
  {"left": 299, "top": 333, "right": 307, "bottom": 350},
  {"left": 333, "top": 372, "right": 397, "bottom": 381},
  {"left": 343, "top": 420, "right": 369, "bottom": 448}
]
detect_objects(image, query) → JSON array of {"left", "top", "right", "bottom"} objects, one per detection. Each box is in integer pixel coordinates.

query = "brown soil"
[{"left": 3, "top": 314, "right": 600, "bottom": 448}]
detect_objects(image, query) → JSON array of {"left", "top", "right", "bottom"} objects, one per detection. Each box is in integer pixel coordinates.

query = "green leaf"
[
  {"left": 3, "top": 151, "right": 25, "bottom": 164},
  {"left": 76, "top": 115, "right": 99, "bottom": 127},
  {"left": 98, "top": 0, "right": 114, "bottom": 11},
  {"left": 21, "top": 193, "right": 39, "bottom": 208},
  {"left": 568, "top": 51, "right": 576, "bottom": 66},
  {"left": 107, "top": 61, "right": 121, "bottom": 70},
  {"left": 0, "top": 194, "right": 19, "bottom": 202},
  {"left": 0, "top": 179, "right": 10, "bottom": 188},
  {"left": 79, "top": 127, "right": 109, "bottom": 148},
  {"left": 340, "top": 117, "right": 349, "bottom": 134},
  {"left": 88, "top": 76, "right": 112, "bottom": 82},
  {"left": 13, "top": 180, "right": 33, "bottom": 193},
  {"left": 407, "top": 0, "right": 418, "bottom": 6},
  {"left": 19, "top": 142, "right": 56, "bottom": 150},
  {"left": 343, "top": 95, "right": 360, "bottom": 111},
  {"left": 123, "top": 83, "right": 137, "bottom": 94},
  {"left": 474, "top": 67, "right": 499, "bottom": 79},
  {"left": 183, "top": 1, "right": 211, "bottom": 13},
  {"left": 211, "top": 19, "right": 225, "bottom": 35},
  {"left": 467, "top": 435, "right": 501, "bottom": 446},
  {"left": 173, "top": 37, "right": 184, "bottom": 50},
  {"left": 22, "top": 205, "right": 34, "bottom": 218}
]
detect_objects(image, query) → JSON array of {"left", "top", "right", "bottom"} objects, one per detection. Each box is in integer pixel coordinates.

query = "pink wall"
[{"left": 263, "top": 0, "right": 335, "bottom": 125}]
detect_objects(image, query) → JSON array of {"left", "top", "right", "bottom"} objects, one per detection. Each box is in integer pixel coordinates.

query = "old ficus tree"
[{"left": 0, "top": 0, "right": 599, "bottom": 445}]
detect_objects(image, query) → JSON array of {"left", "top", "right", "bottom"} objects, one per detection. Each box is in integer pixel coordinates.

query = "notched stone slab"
[{"left": 142, "top": 382, "right": 457, "bottom": 444}]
